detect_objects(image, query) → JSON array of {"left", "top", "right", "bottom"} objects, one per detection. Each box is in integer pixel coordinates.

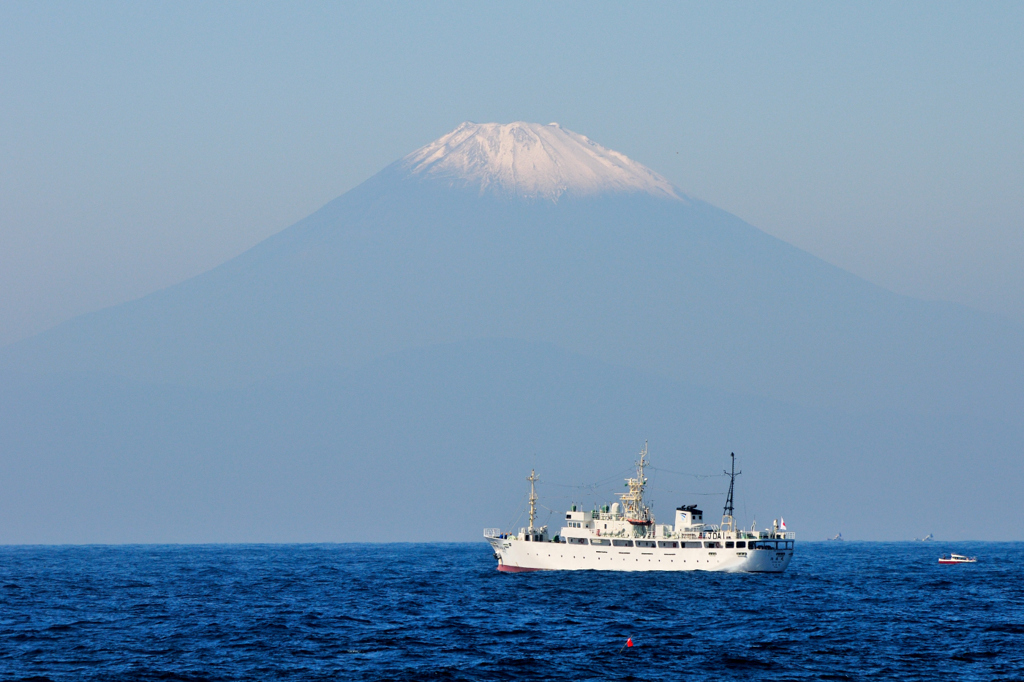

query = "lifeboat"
[{"left": 938, "top": 553, "right": 977, "bottom": 564}]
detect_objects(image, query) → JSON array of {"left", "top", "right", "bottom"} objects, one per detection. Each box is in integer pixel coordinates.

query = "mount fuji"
[
  {"left": 4, "top": 121, "right": 1021, "bottom": 415},
  {"left": 1, "top": 122, "right": 1021, "bottom": 542}
]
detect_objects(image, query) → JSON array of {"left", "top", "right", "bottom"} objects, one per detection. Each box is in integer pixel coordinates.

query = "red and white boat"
[{"left": 938, "top": 553, "right": 977, "bottom": 564}]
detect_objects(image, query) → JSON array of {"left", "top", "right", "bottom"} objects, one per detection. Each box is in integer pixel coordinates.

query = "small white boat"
[{"left": 938, "top": 553, "right": 977, "bottom": 564}]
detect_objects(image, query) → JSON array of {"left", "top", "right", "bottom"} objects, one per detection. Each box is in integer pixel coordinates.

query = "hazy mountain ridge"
[{"left": 3, "top": 159, "right": 1020, "bottom": 417}]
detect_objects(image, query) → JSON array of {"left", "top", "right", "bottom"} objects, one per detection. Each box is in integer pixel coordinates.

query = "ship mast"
[
  {"left": 721, "top": 452, "right": 741, "bottom": 532},
  {"left": 527, "top": 469, "right": 539, "bottom": 532},
  {"left": 620, "top": 442, "right": 652, "bottom": 529}
]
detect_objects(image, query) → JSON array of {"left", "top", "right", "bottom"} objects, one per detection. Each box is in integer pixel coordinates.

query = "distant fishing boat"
[{"left": 938, "top": 553, "right": 976, "bottom": 564}]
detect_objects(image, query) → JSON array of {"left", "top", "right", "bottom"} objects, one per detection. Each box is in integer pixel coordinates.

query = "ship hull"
[{"left": 488, "top": 537, "right": 793, "bottom": 573}]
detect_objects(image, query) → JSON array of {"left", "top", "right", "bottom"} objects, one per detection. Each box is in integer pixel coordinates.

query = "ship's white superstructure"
[{"left": 485, "top": 444, "right": 795, "bottom": 573}]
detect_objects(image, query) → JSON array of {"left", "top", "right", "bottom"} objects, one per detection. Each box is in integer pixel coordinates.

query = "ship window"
[
  {"left": 725, "top": 542, "right": 734, "bottom": 548},
  {"left": 735, "top": 541, "right": 745, "bottom": 548},
  {"left": 683, "top": 542, "right": 702, "bottom": 549},
  {"left": 591, "top": 539, "right": 610, "bottom": 546},
  {"left": 636, "top": 540, "right": 656, "bottom": 548},
  {"left": 658, "top": 541, "right": 678, "bottom": 548},
  {"left": 704, "top": 541, "right": 722, "bottom": 549},
  {"left": 612, "top": 540, "right": 634, "bottom": 547},
  {"left": 568, "top": 537, "right": 588, "bottom": 545}
]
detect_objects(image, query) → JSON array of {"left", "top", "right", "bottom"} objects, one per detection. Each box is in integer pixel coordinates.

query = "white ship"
[{"left": 485, "top": 444, "right": 795, "bottom": 573}]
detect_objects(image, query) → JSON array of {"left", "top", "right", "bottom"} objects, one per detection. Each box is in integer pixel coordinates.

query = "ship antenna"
[
  {"left": 638, "top": 441, "right": 649, "bottom": 519},
  {"left": 527, "top": 469, "right": 539, "bottom": 532},
  {"left": 722, "top": 452, "right": 741, "bottom": 532}
]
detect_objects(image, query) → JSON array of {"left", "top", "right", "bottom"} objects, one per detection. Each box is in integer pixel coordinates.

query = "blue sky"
[{"left": 1, "top": 1, "right": 1022, "bottom": 344}]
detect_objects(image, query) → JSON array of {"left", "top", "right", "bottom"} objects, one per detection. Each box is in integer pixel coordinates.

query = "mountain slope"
[{"left": 2, "top": 122, "right": 1021, "bottom": 418}]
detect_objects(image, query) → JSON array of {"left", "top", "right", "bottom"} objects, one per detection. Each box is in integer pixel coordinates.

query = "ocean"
[{"left": 1, "top": 542, "right": 1021, "bottom": 681}]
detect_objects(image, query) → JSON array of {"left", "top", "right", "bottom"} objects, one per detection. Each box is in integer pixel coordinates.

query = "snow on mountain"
[{"left": 402, "top": 121, "right": 685, "bottom": 201}]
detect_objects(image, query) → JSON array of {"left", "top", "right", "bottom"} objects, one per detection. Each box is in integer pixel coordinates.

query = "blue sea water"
[{"left": 0, "top": 542, "right": 1021, "bottom": 681}]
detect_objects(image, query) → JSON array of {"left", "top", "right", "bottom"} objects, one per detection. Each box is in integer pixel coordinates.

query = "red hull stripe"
[{"left": 497, "top": 564, "right": 543, "bottom": 573}]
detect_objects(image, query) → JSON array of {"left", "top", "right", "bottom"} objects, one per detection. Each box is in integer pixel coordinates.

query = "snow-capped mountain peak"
[{"left": 402, "top": 121, "right": 685, "bottom": 201}]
